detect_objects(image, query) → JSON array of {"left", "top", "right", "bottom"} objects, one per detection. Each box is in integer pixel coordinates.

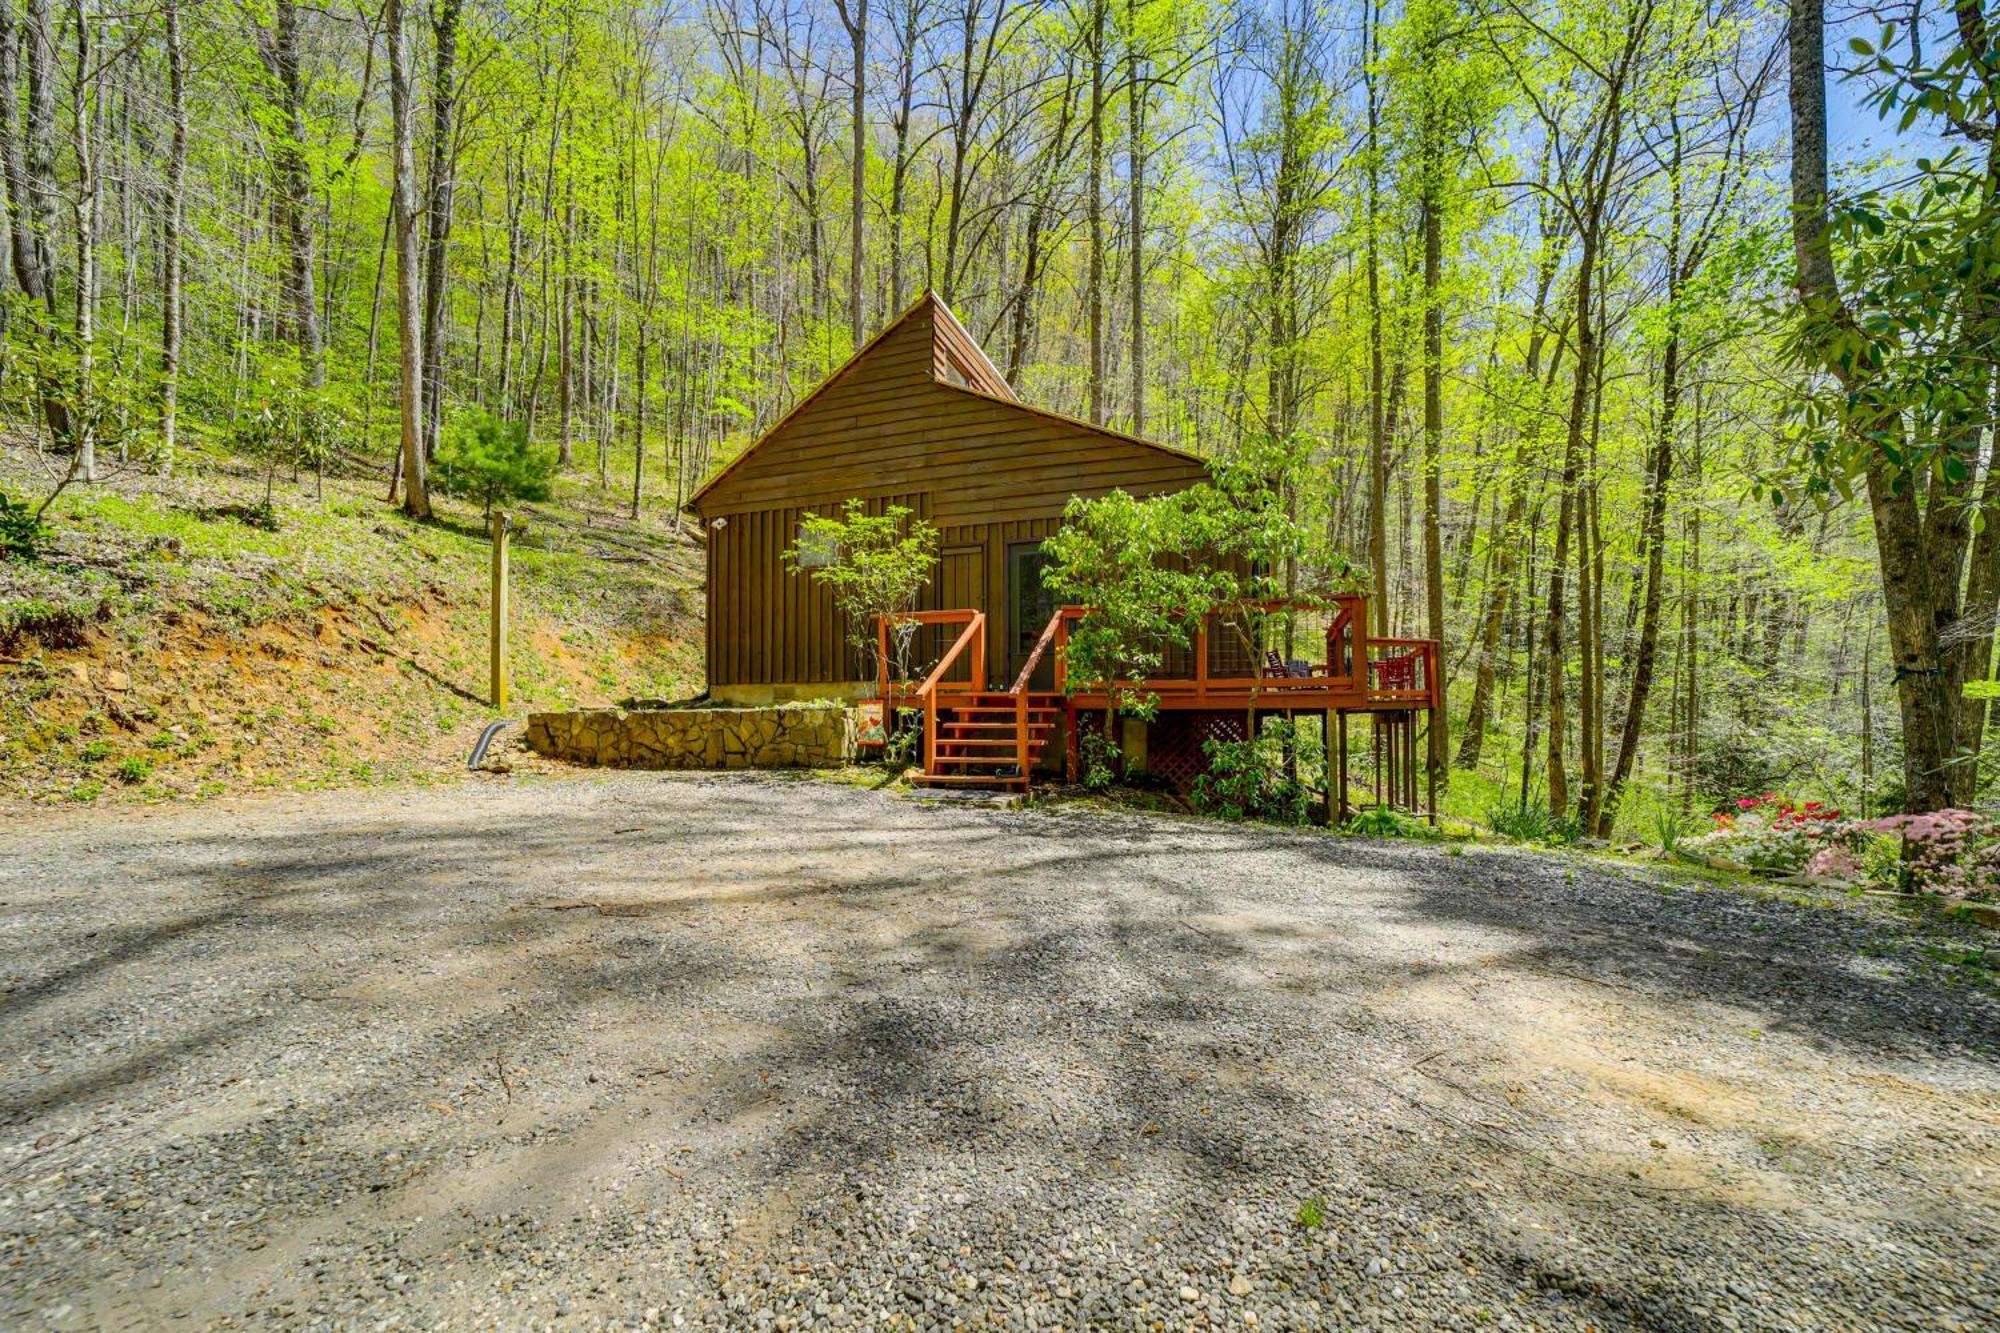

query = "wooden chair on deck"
[
  {"left": 1263, "top": 650, "right": 1312, "bottom": 679},
  {"left": 1372, "top": 654, "right": 1418, "bottom": 691}
]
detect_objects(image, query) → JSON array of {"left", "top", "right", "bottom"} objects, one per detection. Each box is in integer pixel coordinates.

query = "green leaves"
[
  {"left": 783, "top": 501, "right": 940, "bottom": 677},
  {"left": 433, "top": 408, "right": 557, "bottom": 511},
  {"left": 1043, "top": 440, "right": 1355, "bottom": 705}
]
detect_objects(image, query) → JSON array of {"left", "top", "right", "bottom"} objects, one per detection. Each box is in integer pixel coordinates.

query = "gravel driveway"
[{"left": 2, "top": 772, "right": 1997, "bottom": 1331}]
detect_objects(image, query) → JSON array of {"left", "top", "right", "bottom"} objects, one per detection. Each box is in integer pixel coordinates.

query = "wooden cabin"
[
  {"left": 688, "top": 292, "right": 1210, "bottom": 702},
  {"left": 688, "top": 291, "right": 1441, "bottom": 811}
]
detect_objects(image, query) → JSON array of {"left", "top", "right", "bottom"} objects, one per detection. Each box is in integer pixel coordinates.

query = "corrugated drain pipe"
[{"left": 469, "top": 719, "right": 514, "bottom": 770}]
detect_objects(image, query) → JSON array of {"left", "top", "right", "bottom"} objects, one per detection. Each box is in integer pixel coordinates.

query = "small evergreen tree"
[{"left": 434, "top": 408, "right": 557, "bottom": 514}]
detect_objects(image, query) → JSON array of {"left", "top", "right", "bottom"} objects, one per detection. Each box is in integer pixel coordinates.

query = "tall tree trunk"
[
  {"left": 1364, "top": 0, "right": 1387, "bottom": 634},
  {"left": 1420, "top": 182, "right": 1447, "bottom": 786},
  {"left": 159, "top": 0, "right": 186, "bottom": 470},
  {"left": 69, "top": 0, "right": 96, "bottom": 482},
  {"left": 0, "top": 0, "right": 73, "bottom": 450},
  {"left": 419, "top": 0, "right": 464, "bottom": 457},
  {"left": 1087, "top": 0, "right": 1105, "bottom": 423},
  {"left": 1126, "top": 2, "right": 1144, "bottom": 434},
  {"left": 1788, "top": 0, "right": 1966, "bottom": 813},
  {"left": 839, "top": 0, "right": 866, "bottom": 344},
  {"left": 260, "top": 0, "right": 323, "bottom": 390},
  {"left": 557, "top": 191, "right": 575, "bottom": 464},
  {"left": 387, "top": 0, "right": 430, "bottom": 518}
]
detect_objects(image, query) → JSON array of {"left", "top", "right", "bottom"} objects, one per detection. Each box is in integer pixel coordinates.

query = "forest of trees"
[{"left": 0, "top": 0, "right": 1992, "bottom": 827}]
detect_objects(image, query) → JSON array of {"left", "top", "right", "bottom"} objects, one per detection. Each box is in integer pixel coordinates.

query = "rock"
[
  {"left": 104, "top": 669, "right": 130, "bottom": 691},
  {"left": 1229, "top": 1274, "right": 1253, "bottom": 1298},
  {"left": 1180, "top": 1286, "right": 1201, "bottom": 1302}
]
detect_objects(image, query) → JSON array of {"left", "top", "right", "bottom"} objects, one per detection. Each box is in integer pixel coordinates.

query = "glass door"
[{"left": 1008, "top": 543, "right": 1057, "bottom": 689}]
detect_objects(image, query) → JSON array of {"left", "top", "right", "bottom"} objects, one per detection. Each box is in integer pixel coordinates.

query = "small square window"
[{"left": 797, "top": 525, "right": 840, "bottom": 568}]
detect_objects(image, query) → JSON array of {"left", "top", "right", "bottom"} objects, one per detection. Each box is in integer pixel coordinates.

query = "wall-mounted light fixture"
[{"left": 710, "top": 516, "right": 728, "bottom": 530}]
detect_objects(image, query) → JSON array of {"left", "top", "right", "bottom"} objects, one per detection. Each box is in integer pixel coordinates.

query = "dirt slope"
[{"left": 0, "top": 441, "right": 704, "bottom": 811}]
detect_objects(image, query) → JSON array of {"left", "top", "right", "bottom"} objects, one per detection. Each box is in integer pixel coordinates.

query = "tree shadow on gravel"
[
  {"left": 4, "top": 780, "right": 1992, "bottom": 1331},
  {"left": 1231, "top": 830, "right": 2000, "bottom": 1061}
]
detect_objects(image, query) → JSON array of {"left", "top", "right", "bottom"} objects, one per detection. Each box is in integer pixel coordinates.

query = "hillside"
[{"left": 0, "top": 442, "right": 704, "bottom": 810}]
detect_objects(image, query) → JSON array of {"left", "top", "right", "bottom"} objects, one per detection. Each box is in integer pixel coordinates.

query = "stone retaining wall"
[{"left": 524, "top": 702, "right": 856, "bottom": 770}]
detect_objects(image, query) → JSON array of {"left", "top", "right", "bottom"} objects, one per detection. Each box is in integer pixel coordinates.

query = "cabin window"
[{"left": 796, "top": 524, "right": 840, "bottom": 568}]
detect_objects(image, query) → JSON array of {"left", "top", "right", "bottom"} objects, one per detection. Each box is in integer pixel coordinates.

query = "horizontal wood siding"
[{"left": 696, "top": 297, "right": 1208, "bottom": 689}]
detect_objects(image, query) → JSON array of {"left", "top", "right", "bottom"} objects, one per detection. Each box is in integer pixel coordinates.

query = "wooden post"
[
  {"left": 1426, "top": 707, "right": 1438, "bottom": 825},
  {"left": 1338, "top": 711, "right": 1350, "bottom": 820},
  {"left": 1195, "top": 616, "right": 1209, "bottom": 696},
  {"left": 489, "top": 509, "right": 511, "bottom": 710},
  {"left": 1015, "top": 690, "right": 1029, "bottom": 792}
]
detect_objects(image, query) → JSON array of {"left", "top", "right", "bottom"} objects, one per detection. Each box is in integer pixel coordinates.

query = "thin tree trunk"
[
  {"left": 69, "top": 0, "right": 96, "bottom": 482},
  {"left": 419, "top": 0, "right": 464, "bottom": 456},
  {"left": 838, "top": 0, "right": 866, "bottom": 344},
  {"left": 260, "top": 0, "right": 324, "bottom": 390},
  {"left": 1087, "top": 0, "right": 1105, "bottom": 423},
  {"left": 387, "top": 0, "right": 430, "bottom": 518},
  {"left": 1127, "top": 1, "right": 1145, "bottom": 434},
  {"left": 1420, "top": 181, "right": 1446, "bottom": 786},
  {"left": 0, "top": 0, "right": 75, "bottom": 449},
  {"left": 159, "top": 0, "right": 186, "bottom": 470}
]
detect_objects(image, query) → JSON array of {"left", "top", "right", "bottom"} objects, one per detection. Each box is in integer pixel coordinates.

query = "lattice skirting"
[{"left": 1146, "top": 711, "right": 1249, "bottom": 794}]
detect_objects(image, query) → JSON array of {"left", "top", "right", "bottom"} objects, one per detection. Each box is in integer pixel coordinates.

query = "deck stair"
[{"left": 911, "top": 692, "right": 1061, "bottom": 790}]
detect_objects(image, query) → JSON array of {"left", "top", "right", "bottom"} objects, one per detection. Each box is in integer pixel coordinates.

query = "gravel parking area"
[{"left": 2, "top": 771, "right": 1997, "bottom": 1331}]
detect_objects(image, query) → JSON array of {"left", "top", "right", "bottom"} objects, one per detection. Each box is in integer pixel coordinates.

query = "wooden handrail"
[
  {"left": 913, "top": 612, "right": 984, "bottom": 774},
  {"left": 914, "top": 611, "right": 985, "bottom": 698},
  {"left": 1008, "top": 606, "right": 1070, "bottom": 696}
]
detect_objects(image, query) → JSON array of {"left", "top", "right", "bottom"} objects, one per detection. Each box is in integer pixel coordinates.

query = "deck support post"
[
  {"left": 1426, "top": 707, "right": 1438, "bottom": 825},
  {"left": 1334, "top": 710, "right": 1348, "bottom": 822},
  {"left": 1065, "top": 702, "right": 1079, "bottom": 783},
  {"left": 1406, "top": 713, "right": 1419, "bottom": 812}
]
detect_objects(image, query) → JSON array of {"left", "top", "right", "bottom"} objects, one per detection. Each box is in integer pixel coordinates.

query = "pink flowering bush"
[
  {"left": 1683, "top": 792, "right": 2000, "bottom": 901},
  {"left": 1861, "top": 809, "right": 2000, "bottom": 901}
]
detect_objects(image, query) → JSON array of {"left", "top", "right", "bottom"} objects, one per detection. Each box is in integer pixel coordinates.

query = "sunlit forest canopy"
[{"left": 0, "top": 0, "right": 1992, "bottom": 828}]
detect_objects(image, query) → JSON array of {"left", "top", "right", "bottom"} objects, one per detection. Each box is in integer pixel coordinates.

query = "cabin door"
[
  {"left": 937, "top": 545, "right": 985, "bottom": 685},
  {"left": 1007, "top": 542, "right": 1058, "bottom": 690}
]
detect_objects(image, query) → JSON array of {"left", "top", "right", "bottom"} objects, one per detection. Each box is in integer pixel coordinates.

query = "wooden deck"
[{"left": 877, "top": 593, "right": 1441, "bottom": 809}]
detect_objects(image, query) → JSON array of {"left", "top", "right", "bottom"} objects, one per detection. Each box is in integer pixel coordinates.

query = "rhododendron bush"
[
  {"left": 1681, "top": 795, "right": 1857, "bottom": 875},
  {"left": 1862, "top": 809, "right": 2000, "bottom": 900},
  {"left": 1682, "top": 794, "right": 2000, "bottom": 901}
]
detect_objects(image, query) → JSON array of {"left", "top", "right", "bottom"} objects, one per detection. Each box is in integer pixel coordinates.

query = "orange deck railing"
[
  {"left": 1042, "top": 593, "right": 1436, "bottom": 713},
  {"left": 876, "top": 609, "right": 985, "bottom": 772}
]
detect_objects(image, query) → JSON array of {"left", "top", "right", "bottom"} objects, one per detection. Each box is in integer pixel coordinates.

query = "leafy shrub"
[
  {"left": 233, "top": 350, "right": 332, "bottom": 503},
  {"left": 114, "top": 755, "right": 153, "bottom": 785},
  {"left": 1340, "top": 805, "right": 1438, "bottom": 840},
  {"left": 1079, "top": 727, "right": 1121, "bottom": 792},
  {"left": 1192, "top": 717, "right": 1319, "bottom": 824},
  {"left": 783, "top": 500, "right": 940, "bottom": 688},
  {"left": 434, "top": 408, "right": 556, "bottom": 513},
  {"left": 0, "top": 491, "right": 48, "bottom": 562},
  {"left": 882, "top": 707, "right": 922, "bottom": 769},
  {"left": 1486, "top": 799, "right": 1580, "bottom": 844}
]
